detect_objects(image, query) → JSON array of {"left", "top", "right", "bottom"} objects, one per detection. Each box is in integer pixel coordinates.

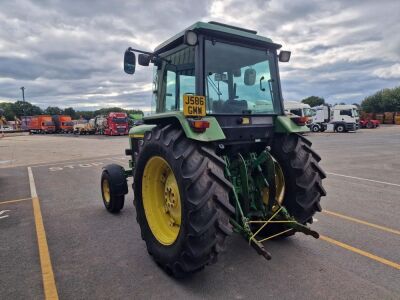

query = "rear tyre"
[
  {"left": 257, "top": 134, "right": 326, "bottom": 238},
  {"left": 101, "top": 164, "right": 127, "bottom": 213},
  {"left": 134, "top": 124, "right": 234, "bottom": 277}
]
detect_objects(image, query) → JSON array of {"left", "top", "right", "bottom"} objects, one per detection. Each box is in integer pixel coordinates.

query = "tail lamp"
[
  {"left": 291, "top": 116, "right": 309, "bottom": 126},
  {"left": 188, "top": 119, "right": 210, "bottom": 133}
]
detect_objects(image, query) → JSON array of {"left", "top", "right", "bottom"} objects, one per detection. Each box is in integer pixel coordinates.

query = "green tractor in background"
[{"left": 101, "top": 21, "right": 326, "bottom": 277}]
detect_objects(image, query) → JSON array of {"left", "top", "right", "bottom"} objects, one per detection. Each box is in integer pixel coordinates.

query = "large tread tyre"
[
  {"left": 101, "top": 164, "right": 128, "bottom": 213},
  {"left": 134, "top": 124, "right": 234, "bottom": 277},
  {"left": 259, "top": 134, "right": 326, "bottom": 238}
]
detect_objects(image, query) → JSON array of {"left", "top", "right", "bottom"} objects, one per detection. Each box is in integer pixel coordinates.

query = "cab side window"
[
  {"left": 165, "top": 70, "right": 176, "bottom": 111},
  {"left": 340, "top": 109, "right": 352, "bottom": 116},
  {"left": 159, "top": 46, "right": 195, "bottom": 112}
]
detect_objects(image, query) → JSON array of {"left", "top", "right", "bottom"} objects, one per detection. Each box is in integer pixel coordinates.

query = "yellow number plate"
[{"left": 183, "top": 94, "right": 206, "bottom": 117}]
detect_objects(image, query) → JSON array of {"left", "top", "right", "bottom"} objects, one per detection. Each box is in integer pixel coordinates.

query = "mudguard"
[{"left": 130, "top": 111, "right": 226, "bottom": 142}]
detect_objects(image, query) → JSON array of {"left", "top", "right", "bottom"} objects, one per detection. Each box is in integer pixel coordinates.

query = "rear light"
[
  {"left": 188, "top": 119, "right": 210, "bottom": 133},
  {"left": 291, "top": 116, "right": 308, "bottom": 126}
]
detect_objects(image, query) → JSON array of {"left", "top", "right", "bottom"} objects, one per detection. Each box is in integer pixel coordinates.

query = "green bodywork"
[
  {"left": 274, "top": 115, "right": 310, "bottom": 133},
  {"left": 129, "top": 112, "right": 305, "bottom": 143},
  {"left": 143, "top": 112, "right": 225, "bottom": 141}
]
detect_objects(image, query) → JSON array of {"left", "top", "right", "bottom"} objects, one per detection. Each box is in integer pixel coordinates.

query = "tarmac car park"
[{"left": 0, "top": 127, "right": 399, "bottom": 299}]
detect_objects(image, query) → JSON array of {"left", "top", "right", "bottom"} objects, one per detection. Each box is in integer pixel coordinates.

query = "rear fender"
[
  {"left": 274, "top": 115, "right": 310, "bottom": 133},
  {"left": 137, "top": 112, "right": 226, "bottom": 142}
]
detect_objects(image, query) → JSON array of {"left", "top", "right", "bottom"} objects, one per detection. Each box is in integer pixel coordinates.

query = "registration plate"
[{"left": 183, "top": 94, "right": 206, "bottom": 117}]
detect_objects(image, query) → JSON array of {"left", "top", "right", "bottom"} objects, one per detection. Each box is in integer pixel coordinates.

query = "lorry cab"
[
  {"left": 40, "top": 116, "right": 56, "bottom": 133},
  {"left": 105, "top": 112, "right": 129, "bottom": 136},
  {"left": 331, "top": 104, "right": 359, "bottom": 132},
  {"left": 309, "top": 104, "right": 330, "bottom": 132},
  {"left": 59, "top": 116, "right": 74, "bottom": 133},
  {"left": 284, "top": 101, "right": 313, "bottom": 126},
  {"left": 29, "top": 115, "right": 55, "bottom": 133},
  {"left": 53, "top": 115, "right": 74, "bottom": 133}
]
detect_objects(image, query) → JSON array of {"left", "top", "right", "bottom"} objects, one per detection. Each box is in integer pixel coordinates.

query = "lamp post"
[
  {"left": 20, "top": 87, "right": 25, "bottom": 102},
  {"left": 20, "top": 86, "right": 26, "bottom": 119}
]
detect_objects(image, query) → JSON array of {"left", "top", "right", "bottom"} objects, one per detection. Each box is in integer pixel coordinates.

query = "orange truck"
[
  {"left": 29, "top": 115, "right": 56, "bottom": 133},
  {"left": 52, "top": 115, "right": 74, "bottom": 133}
]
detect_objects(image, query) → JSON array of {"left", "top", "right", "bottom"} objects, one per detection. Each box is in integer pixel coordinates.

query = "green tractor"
[{"left": 101, "top": 21, "right": 326, "bottom": 277}]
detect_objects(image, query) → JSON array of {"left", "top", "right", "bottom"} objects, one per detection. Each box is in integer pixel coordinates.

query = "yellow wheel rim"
[
  {"left": 142, "top": 156, "right": 181, "bottom": 245},
  {"left": 262, "top": 158, "right": 286, "bottom": 206},
  {"left": 102, "top": 178, "right": 111, "bottom": 204}
]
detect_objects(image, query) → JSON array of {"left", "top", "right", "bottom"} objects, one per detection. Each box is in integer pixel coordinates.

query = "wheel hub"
[
  {"left": 142, "top": 156, "right": 181, "bottom": 245},
  {"left": 262, "top": 158, "right": 285, "bottom": 206},
  {"left": 102, "top": 179, "right": 111, "bottom": 204}
]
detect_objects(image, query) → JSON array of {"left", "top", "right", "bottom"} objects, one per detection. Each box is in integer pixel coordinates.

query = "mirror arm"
[
  {"left": 128, "top": 47, "right": 171, "bottom": 64},
  {"left": 127, "top": 47, "right": 153, "bottom": 55}
]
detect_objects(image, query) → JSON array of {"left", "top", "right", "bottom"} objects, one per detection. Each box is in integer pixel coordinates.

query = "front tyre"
[
  {"left": 311, "top": 124, "right": 320, "bottom": 132},
  {"left": 134, "top": 125, "right": 234, "bottom": 277},
  {"left": 101, "top": 164, "right": 128, "bottom": 213},
  {"left": 336, "top": 124, "right": 345, "bottom": 133}
]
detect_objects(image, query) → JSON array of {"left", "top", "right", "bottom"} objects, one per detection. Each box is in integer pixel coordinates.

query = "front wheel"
[
  {"left": 101, "top": 164, "right": 128, "bottom": 213},
  {"left": 336, "top": 124, "right": 345, "bottom": 133},
  {"left": 311, "top": 124, "right": 320, "bottom": 132},
  {"left": 134, "top": 125, "right": 234, "bottom": 277}
]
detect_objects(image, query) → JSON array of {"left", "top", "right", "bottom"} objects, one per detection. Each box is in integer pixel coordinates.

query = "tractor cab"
[{"left": 124, "top": 22, "right": 299, "bottom": 146}]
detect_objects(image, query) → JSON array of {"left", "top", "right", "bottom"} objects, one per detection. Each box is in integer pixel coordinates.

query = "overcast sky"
[{"left": 0, "top": 0, "right": 399, "bottom": 111}]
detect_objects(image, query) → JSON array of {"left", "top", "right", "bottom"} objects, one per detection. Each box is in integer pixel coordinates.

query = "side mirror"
[
  {"left": 279, "top": 50, "right": 291, "bottom": 62},
  {"left": 138, "top": 54, "right": 151, "bottom": 66},
  {"left": 124, "top": 48, "right": 136, "bottom": 74},
  {"left": 244, "top": 68, "right": 256, "bottom": 86}
]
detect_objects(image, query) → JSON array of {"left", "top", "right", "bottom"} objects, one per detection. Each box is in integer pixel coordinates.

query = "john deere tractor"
[{"left": 101, "top": 21, "right": 326, "bottom": 277}]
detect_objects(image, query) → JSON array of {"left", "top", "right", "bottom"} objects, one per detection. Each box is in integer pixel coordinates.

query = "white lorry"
[
  {"left": 284, "top": 101, "right": 314, "bottom": 126},
  {"left": 330, "top": 104, "right": 359, "bottom": 132},
  {"left": 310, "top": 104, "right": 359, "bottom": 132},
  {"left": 310, "top": 105, "right": 330, "bottom": 132}
]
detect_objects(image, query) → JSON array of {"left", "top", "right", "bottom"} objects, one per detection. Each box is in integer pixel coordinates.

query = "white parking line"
[
  {"left": 30, "top": 155, "right": 124, "bottom": 168},
  {"left": 327, "top": 172, "right": 400, "bottom": 187},
  {"left": 0, "top": 210, "right": 10, "bottom": 219}
]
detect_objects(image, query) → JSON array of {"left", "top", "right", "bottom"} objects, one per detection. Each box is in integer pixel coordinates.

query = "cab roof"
[{"left": 154, "top": 21, "right": 281, "bottom": 54}]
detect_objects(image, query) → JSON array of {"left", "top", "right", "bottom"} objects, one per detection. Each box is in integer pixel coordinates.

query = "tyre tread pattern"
[
  {"left": 272, "top": 134, "right": 326, "bottom": 223},
  {"left": 134, "top": 125, "right": 234, "bottom": 277}
]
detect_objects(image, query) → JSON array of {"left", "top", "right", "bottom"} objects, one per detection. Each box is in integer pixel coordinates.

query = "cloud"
[
  {"left": 373, "top": 63, "right": 400, "bottom": 79},
  {"left": 0, "top": 0, "right": 399, "bottom": 110}
]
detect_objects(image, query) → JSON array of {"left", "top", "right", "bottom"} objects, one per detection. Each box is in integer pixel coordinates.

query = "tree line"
[
  {"left": 360, "top": 86, "right": 400, "bottom": 113},
  {"left": 300, "top": 86, "right": 400, "bottom": 113},
  {"left": 0, "top": 100, "right": 143, "bottom": 120}
]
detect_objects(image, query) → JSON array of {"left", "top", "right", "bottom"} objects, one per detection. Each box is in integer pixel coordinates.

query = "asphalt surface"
[{"left": 1, "top": 126, "right": 399, "bottom": 299}]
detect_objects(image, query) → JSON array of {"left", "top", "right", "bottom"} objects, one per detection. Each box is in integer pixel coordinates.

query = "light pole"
[
  {"left": 20, "top": 87, "right": 25, "bottom": 102},
  {"left": 20, "top": 86, "right": 26, "bottom": 118}
]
